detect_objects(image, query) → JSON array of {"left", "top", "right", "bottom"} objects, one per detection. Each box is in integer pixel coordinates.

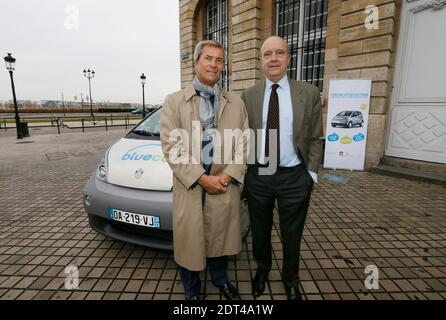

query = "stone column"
[
  {"left": 179, "top": 0, "right": 200, "bottom": 88},
  {"left": 230, "top": 0, "right": 263, "bottom": 92}
]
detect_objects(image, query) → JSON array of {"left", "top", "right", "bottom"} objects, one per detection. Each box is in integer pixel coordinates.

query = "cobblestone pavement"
[{"left": 0, "top": 131, "right": 445, "bottom": 300}]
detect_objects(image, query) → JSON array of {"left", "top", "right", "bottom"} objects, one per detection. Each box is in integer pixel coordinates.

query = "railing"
[{"left": 0, "top": 114, "right": 143, "bottom": 135}]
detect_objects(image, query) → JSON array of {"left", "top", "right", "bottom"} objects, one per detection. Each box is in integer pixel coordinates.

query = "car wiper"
[
  {"left": 131, "top": 130, "right": 160, "bottom": 136},
  {"left": 131, "top": 129, "right": 153, "bottom": 136}
]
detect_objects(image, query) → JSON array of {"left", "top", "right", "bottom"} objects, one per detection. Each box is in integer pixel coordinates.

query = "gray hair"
[{"left": 193, "top": 40, "right": 225, "bottom": 64}]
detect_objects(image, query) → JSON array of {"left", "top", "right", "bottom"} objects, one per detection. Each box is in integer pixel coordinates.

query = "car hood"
[{"left": 106, "top": 138, "right": 173, "bottom": 191}]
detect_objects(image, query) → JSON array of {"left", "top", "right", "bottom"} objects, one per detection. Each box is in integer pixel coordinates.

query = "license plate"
[{"left": 108, "top": 208, "right": 160, "bottom": 229}]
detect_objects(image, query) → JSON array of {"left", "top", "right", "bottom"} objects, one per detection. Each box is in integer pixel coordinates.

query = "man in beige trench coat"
[{"left": 160, "top": 40, "right": 248, "bottom": 300}]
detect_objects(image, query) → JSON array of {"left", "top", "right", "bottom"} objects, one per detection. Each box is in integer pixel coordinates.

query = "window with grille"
[
  {"left": 204, "top": 0, "right": 229, "bottom": 90},
  {"left": 275, "top": 0, "right": 328, "bottom": 91}
]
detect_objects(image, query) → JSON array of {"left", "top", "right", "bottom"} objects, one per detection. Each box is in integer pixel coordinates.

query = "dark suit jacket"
[{"left": 241, "top": 78, "right": 323, "bottom": 173}]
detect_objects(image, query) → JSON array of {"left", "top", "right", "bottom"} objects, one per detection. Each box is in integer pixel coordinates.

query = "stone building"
[{"left": 178, "top": 0, "right": 446, "bottom": 173}]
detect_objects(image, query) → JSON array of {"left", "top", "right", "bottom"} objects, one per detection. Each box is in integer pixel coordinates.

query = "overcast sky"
[{"left": 0, "top": 0, "right": 181, "bottom": 104}]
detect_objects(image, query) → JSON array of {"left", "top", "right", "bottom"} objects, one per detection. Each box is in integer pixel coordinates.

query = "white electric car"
[{"left": 83, "top": 107, "right": 250, "bottom": 250}]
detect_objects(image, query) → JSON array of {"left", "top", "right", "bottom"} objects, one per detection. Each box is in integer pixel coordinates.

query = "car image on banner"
[
  {"left": 331, "top": 111, "right": 364, "bottom": 128},
  {"left": 83, "top": 107, "right": 250, "bottom": 250},
  {"left": 324, "top": 79, "right": 372, "bottom": 171}
]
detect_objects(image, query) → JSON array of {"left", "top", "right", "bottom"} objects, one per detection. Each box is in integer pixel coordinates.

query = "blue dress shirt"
[{"left": 260, "top": 75, "right": 318, "bottom": 182}]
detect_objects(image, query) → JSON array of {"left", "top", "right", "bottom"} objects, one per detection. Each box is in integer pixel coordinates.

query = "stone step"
[
  {"left": 381, "top": 156, "right": 446, "bottom": 174},
  {"left": 371, "top": 164, "right": 446, "bottom": 186}
]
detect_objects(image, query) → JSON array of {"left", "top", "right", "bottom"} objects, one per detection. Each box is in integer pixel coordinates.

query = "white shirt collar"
[{"left": 265, "top": 74, "right": 289, "bottom": 91}]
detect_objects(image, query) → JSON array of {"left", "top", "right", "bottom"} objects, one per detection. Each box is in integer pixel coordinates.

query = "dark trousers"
[
  {"left": 179, "top": 256, "right": 228, "bottom": 297},
  {"left": 245, "top": 164, "right": 313, "bottom": 287}
]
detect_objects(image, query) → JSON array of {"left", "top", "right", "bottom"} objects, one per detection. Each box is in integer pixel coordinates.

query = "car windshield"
[
  {"left": 132, "top": 108, "right": 161, "bottom": 136},
  {"left": 337, "top": 111, "right": 352, "bottom": 116}
]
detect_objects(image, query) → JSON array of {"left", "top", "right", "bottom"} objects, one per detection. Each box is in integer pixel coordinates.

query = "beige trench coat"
[{"left": 160, "top": 84, "right": 249, "bottom": 271}]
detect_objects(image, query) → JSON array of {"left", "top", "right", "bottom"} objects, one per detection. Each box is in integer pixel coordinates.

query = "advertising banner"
[{"left": 324, "top": 79, "right": 372, "bottom": 170}]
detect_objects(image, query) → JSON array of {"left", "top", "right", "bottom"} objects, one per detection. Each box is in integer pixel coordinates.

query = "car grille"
[{"left": 109, "top": 219, "right": 173, "bottom": 241}]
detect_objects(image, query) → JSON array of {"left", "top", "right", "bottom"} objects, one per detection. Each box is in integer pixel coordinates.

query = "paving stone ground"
[{"left": 0, "top": 130, "right": 445, "bottom": 300}]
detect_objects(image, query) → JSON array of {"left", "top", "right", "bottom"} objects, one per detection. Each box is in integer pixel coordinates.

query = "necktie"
[{"left": 265, "top": 83, "right": 280, "bottom": 161}]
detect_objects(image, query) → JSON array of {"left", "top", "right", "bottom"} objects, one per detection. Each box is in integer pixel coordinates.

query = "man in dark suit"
[{"left": 241, "top": 36, "right": 323, "bottom": 300}]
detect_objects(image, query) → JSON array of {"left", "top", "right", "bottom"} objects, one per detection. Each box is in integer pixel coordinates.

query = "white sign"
[{"left": 324, "top": 79, "right": 372, "bottom": 170}]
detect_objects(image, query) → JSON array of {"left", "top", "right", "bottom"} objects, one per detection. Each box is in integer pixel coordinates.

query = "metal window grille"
[
  {"left": 275, "top": 0, "right": 328, "bottom": 91},
  {"left": 204, "top": 0, "right": 229, "bottom": 90}
]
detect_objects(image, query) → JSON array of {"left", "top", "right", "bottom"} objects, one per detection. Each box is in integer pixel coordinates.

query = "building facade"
[{"left": 178, "top": 0, "right": 446, "bottom": 170}]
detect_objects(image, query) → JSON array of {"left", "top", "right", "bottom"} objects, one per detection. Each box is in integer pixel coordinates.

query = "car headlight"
[
  {"left": 98, "top": 164, "right": 107, "bottom": 178},
  {"left": 96, "top": 147, "right": 110, "bottom": 182}
]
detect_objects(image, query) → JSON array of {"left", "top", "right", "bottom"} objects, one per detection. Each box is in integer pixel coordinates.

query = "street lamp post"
[
  {"left": 140, "top": 73, "right": 146, "bottom": 118},
  {"left": 62, "top": 92, "right": 66, "bottom": 116},
  {"left": 83, "top": 68, "right": 95, "bottom": 118},
  {"left": 4, "top": 53, "right": 22, "bottom": 139}
]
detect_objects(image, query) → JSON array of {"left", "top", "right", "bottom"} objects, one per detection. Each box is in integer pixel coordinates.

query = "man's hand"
[
  {"left": 215, "top": 172, "right": 233, "bottom": 187},
  {"left": 198, "top": 175, "right": 227, "bottom": 195}
]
